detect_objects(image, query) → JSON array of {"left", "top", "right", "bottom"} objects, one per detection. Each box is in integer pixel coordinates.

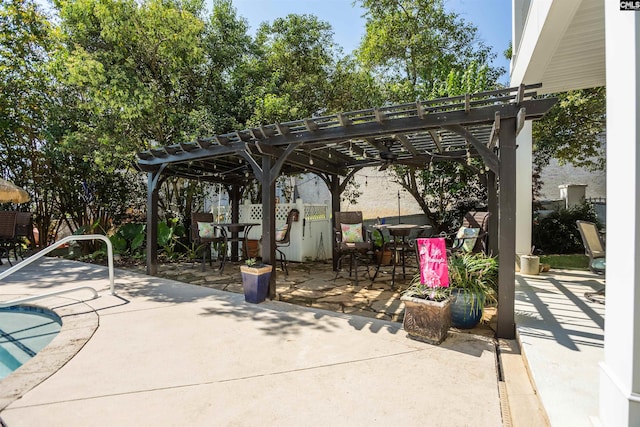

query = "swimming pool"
[{"left": 0, "top": 305, "right": 62, "bottom": 380}]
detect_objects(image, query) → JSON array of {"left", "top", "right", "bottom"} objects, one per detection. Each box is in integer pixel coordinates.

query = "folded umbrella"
[{"left": 0, "top": 178, "right": 30, "bottom": 203}]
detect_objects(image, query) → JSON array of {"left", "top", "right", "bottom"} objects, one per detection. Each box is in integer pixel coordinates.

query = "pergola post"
[
  {"left": 487, "top": 170, "right": 499, "bottom": 256},
  {"left": 261, "top": 155, "right": 277, "bottom": 299},
  {"left": 496, "top": 117, "right": 517, "bottom": 339},
  {"left": 230, "top": 184, "right": 241, "bottom": 261},
  {"left": 329, "top": 174, "right": 341, "bottom": 271},
  {"left": 146, "top": 171, "right": 161, "bottom": 276}
]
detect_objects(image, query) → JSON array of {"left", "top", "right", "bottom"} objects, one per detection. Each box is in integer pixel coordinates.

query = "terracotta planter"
[
  {"left": 401, "top": 295, "right": 452, "bottom": 344},
  {"left": 240, "top": 264, "right": 271, "bottom": 303},
  {"left": 376, "top": 249, "right": 393, "bottom": 266},
  {"left": 246, "top": 239, "right": 260, "bottom": 258}
]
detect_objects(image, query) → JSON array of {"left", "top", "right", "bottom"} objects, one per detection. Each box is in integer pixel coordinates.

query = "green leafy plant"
[
  {"left": 402, "top": 272, "right": 450, "bottom": 302},
  {"left": 158, "top": 218, "right": 185, "bottom": 260},
  {"left": 245, "top": 258, "right": 258, "bottom": 267},
  {"left": 448, "top": 252, "right": 498, "bottom": 314},
  {"left": 109, "top": 223, "right": 146, "bottom": 256},
  {"left": 532, "top": 202, "right": 600, "bottom": 254}
]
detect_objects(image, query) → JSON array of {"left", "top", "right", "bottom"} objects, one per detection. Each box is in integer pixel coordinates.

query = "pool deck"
[{"left": 0, "top": 257, "right": 604, "bottom": 426}]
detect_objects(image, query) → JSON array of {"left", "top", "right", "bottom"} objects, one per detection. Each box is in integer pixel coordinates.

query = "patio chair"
[
  {"left": 334, "top": 211, "right": 373, "bottom": 285},
  {"left": 275, "top": 209, "right": 299, "bottom": 275},
  {"left": 0, "top": 211, "right": 17, "bottom": 266},
  {"left": 13, "top": 211, "right": 33, "bottom": 259},
  {"left": 448, "top": 211, "right": 491, "bottom": 254},
  {"left": 576, "top": 220, "right": 606, "bottom": 303},
  {"left": 191, "top": 212, "right": 226, "bottom": 273}
]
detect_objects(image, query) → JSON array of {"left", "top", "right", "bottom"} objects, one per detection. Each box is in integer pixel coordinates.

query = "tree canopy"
[
  {"left": 532, "top": 87, "right": 605, "bottom": 198},
  {"left": 0, "top": 0, "right": 599, "bottom": 248}
]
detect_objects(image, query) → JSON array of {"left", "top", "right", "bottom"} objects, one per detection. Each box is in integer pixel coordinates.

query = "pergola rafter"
[{"left": 136, "top": 83, "right": 556, "bottom": 339}]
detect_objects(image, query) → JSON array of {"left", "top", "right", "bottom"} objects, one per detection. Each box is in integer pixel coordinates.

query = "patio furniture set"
[
  {"left": 0, "top": 211, "right": 33, "bottom": 266},
  {"left": 331, "top": 210, "right": 491, "bottom": 289},
  {"left": 191, "top": 208, "right": 299, "bottom": 274}
]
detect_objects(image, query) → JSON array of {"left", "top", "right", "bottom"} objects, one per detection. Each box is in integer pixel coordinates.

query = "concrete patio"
[{"left": 0, "top": 257, "right": 605, "bottom": 425}]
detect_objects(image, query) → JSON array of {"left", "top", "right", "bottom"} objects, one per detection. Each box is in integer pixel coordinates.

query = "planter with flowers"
[{"left": 240, "top": 258, "right": 271, "bottom": 303}]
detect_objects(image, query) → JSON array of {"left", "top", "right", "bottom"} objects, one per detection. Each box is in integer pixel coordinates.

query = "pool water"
[{"left": 0, "top": 306, "right": 62, "bottom": 380}]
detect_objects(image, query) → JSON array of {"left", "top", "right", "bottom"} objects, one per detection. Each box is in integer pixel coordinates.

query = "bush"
[{"left": 532, "top": 202, "right": 600, "bottom": 254}]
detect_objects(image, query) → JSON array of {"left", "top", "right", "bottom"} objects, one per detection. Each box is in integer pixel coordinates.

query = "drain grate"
[{"left": 494, "top": 339, "right": 513, "bottom": 427}]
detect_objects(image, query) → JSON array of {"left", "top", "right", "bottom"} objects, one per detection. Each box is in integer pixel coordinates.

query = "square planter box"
[
  {"left": 240, "top": 264, "right": 271, "bottom": 303},
  {"left": 401, "top": 295, "right": 452, "bottom": 344}
]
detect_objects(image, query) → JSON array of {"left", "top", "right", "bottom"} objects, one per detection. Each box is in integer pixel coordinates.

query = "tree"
[
  {"left": 387, "top": 61, "right": 495, "bottom": 231},
  {"left": 0, "top": 0, "right": 64, "bottom": 244},
  {"left": 532, "top": 87, "right": 606, "bottom": 199},
  {"left": 247, "top": 14, "right": 339, "bottom": 124},
  {"left": 356, "top": 0, "right": 502, "bottom": 102},
  {"left": 348, "top": 0, "right": 504, "bottom": 230}
]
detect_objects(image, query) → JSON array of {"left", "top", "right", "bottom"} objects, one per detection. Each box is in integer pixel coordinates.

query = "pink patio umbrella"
[{"left": 0, "top": 178, "right": 29, "bottom": 203}]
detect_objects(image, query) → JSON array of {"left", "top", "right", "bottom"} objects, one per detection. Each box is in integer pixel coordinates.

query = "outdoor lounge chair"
[
  {"left": 577, "top": 220, "right": 606, "bottom": 303},
  {"left": 334, "top": 211, "right": 373, "bottom": 285}
]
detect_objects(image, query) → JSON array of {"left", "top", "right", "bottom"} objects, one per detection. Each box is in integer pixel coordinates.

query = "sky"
[{"left": 231, "top": 0, "right": 512, "bottom": 84}]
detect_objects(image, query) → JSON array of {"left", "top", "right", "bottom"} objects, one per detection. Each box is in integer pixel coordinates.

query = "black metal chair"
[
  {"left": 191, "top": 212, "right": 226, "bottom": 273},
  {"left": 334, "top": 211, "right": 373, "bottom": 285},
  {"left": 275, "top": 209, "right": 299, "bottom": 275}
]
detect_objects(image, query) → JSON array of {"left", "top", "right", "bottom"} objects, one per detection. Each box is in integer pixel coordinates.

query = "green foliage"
[
  {"left": 158, "top": 217, "right": 185, "bottom": 260},
  {"left": 448, "top": 251, "right": 498, "bottom": 313},
  {"left": 392, "top": 160, "right": 486, "bottom": 233},
  {"left": 403, "top": 273, "right": 450, "bottom": 302},
  {"left": 110, "top": 223, "right": 146, "bottom": 256},
  {"left": 539, "top": 254, "right": 589, "bottom": 270},
  {"left": 533, "top": 202, "right": 600, "bottom": 254},
  {"left": 356, "top": 0, "right": 503, "bottom": 101},
  {"left": 430, "top": 61, "right": 489, "bottom": 99},
  {"left": 248, "top": 13, "right": 337, "bottom": 123},
  {"left": 532, "top": 88, "right": 605, "bottom": 199}
]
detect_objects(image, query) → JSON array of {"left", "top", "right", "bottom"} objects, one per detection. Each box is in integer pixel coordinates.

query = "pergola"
[{"left": 136, "top": 83, "right": 556, "bottom": 339}]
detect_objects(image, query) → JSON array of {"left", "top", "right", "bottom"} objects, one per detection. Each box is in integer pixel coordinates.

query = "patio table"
[
  {"left": 371, "top": 224, "right": 433, "bottom": 288},
  {"left": 216, "top": 223, "right": 259, "bottom": 262}
]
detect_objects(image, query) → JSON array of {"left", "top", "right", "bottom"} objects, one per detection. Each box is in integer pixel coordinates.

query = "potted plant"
[
  {"left": 400, "top": 275, "right": 452, "bottom": 344},
  {"left": 448, "top": 252, "right": 498, "bottom": 329},
  {"left": 372, "top": 229, "right": 392, "bottom": 265},
  {"left": 240, "top": 258, "right": 271, "bottom": 304}
]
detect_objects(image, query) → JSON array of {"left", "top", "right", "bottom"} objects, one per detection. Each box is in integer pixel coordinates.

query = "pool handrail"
[
  {"left": 0, "top": 286, "right": 99, "bottom": 309},
  {"left": 0, "top": 234, "right": 115, "bottom": 295}
]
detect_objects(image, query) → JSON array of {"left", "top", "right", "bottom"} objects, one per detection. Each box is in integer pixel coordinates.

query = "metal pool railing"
[{"left": 0, "top": 235, "right": 116, "bottom": 306}]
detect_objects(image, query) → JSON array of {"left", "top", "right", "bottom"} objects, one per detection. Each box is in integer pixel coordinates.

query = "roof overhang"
[{"left": 510, "top": 0, "right": 605, "bottom": 93}]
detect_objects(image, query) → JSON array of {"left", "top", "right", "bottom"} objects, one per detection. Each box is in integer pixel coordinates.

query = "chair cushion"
[
  {"left": 276, "top": 224, "right": 288, "bottom": 241},
  {"left": 197, "top": 222, "right": 216, "bottom": 239},
  {"left": 455, "top": 227, "right": 480, "bottom": 252},
  {"left": 341, "top": 223, "right": 363, "bottom": 243},
  {"left": 591, "top": 257, "right": 606, "bottom": 272}
]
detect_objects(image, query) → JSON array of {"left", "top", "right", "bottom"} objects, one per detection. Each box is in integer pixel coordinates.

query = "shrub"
[{"left": 532, "top": 202, "right": 600, "bottom": 254}]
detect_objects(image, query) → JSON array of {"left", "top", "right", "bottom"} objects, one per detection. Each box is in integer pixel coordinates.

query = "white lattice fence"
[{"left": 240, "top": 201, "right": 331, "bottom": 262}]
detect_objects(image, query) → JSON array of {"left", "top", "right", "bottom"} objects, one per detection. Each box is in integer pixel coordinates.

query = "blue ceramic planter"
[
  {"left": 450, "top": 289, "right": 483, "bottom": 329},
  {"left": 240, "top": 265, "right": 271, "bottom": 304}
]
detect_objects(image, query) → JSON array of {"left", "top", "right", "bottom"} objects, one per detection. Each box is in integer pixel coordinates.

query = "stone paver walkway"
[{"left": 122, "top": 259, "right": 496, "bottom": 336}]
